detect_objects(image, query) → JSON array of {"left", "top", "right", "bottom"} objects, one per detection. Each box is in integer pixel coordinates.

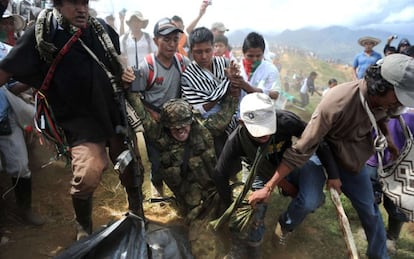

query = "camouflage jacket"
[{"left": 127, "top": 92, "right": 238, "bottom": 220}]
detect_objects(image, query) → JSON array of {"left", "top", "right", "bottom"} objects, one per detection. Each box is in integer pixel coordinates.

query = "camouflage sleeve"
[
  {"left": 126, "top": 91, "right": 162, "bottom": 141},
  {"left": 202, "top": 94, "right": 238, "bottom": 137}
]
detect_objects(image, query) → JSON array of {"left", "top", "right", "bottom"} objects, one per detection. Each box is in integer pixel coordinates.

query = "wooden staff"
[{"left": 330, "top": 188, "right": 359, "bottom": 259}]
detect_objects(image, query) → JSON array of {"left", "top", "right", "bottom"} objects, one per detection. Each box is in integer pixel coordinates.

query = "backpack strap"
[
  {"left": 144, "top": 53, "right": 157, "bottom": 90},
  {"left": 173, "top": 52, "right": 186, "bottom": 73},
  {"left": 144, "top": 52, "right": 185, "bottom": 91}
]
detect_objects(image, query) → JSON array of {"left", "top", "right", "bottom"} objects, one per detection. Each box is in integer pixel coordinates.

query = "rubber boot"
[
  {"left": 125, "top": 187, "right": 144, "bottom": 217},
  {"left": 72, "top": 197, "right": 93, "bottom": 241},
  {"left": 12, "top": 177, "right": 45, "bottom": 226},
  {"left": 387, "top": 218, "right": 404, "bottom": 241},
  {"left": 386, "top": 218, "right": 404, "bottom": 255}
]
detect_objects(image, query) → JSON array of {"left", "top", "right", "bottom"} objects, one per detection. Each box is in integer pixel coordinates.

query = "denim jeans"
[
  {"left": 248, "top": 155, "right": 326, "bottom": 243},
  {"left": 341, "top": 164, "right": 389, "bottom": 259},
  {"left": 279, "top": 156, "right": 326, "bottom": 232}
]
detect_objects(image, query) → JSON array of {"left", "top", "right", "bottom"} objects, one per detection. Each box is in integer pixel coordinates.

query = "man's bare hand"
[
  {"left": 326, "top": 178, "right": 342, "bottom": 194},
  {"left": 248, "top": 187, "right": 271, "bottom": 208},
  {"left": 122, "top": 67, "right": 136, "bottom": 83}
]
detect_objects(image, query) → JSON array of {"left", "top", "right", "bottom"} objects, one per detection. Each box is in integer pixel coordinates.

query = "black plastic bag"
[{"left": 54, "top": 213, "right": 193, "bottom": 259}]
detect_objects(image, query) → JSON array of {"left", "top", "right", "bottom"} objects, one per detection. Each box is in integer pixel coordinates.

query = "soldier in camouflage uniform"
[
  {"left": 126, "top": 86, "right": 239, "bottom": 257},
  {"left": 127, "top": 92, "right": 238, "bottom": 219}
]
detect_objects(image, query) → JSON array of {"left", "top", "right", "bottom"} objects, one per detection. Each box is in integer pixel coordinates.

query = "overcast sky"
[{"left": 90, "top": 0, "right": 414, "bottom": 35}]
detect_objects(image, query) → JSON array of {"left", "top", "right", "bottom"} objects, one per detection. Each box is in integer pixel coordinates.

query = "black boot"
[
  {"left": 125, "top": 187, "right": 144, "bottom": 217},
  {"left": 387, "top": 217, "right": 404, "bottom": 240},
  {"left": 72, "top": 197, "right": 93, "bottom": 240},
  {"left": 12, "top": 177, "right": 45, "bottom": 226}
]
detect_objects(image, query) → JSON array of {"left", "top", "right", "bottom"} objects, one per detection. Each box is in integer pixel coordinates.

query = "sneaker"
[
  {"left": 273, "top": 222, "right": 292, "bottom": 247},
  {"left": 386, "top": 239, "right": 397, "bottom": 256},
  {"left": 151, "top": 183, "right": 164, "bottom": 198}
]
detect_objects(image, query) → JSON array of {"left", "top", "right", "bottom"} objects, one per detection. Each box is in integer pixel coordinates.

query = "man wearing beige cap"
[
  {"left": 120, "top": 10, "right": 157, "bottom": 68},
  {"left": 248, "top": 54, "right": 414, "bottom": 258},
  {"left": 211, "top": 21, "right": 229, "bottom": 37},
  {"left": 352, "top": 36, "right": 382, "bottom": 80},
  {"left": 211, "top": 93, "right": 338, "bottom": 258}
]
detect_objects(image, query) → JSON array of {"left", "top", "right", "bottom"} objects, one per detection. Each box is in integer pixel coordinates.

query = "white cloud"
[
  {"left": 383, "top": 6, "right": 414, "bottom": 23},
  {"left": 90, "top": 0, "right": 414, "bottom": 34}
]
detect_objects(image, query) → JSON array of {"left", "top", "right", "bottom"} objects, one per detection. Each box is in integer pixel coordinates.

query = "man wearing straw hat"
[
  {"left": 352, "top": 36, "right": 382, "bottom": 80},
  {"left": 120, "top": 10, "right": 157, "bottom": 68}
]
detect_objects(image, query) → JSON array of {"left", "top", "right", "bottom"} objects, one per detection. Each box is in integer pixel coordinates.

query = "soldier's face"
[{"left": 169, "top": 124, "right": 191, "bottom": 142}]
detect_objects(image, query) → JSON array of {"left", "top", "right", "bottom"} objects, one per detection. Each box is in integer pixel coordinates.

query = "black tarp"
[{"left": 54, "top": 213, "right": 194, "bottom": 259}]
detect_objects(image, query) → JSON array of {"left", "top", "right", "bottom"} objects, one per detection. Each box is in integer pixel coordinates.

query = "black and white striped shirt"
[{"left": 181, "top": 56, "right": 230, "bottom": 112}]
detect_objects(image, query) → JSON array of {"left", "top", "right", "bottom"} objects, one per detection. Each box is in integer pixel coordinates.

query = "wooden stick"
[{"left": 329, "top": 188, "right": 359, "bottom": 259}]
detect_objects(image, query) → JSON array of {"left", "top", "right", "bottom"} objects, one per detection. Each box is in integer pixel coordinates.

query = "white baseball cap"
[{"left": 240, "top": 93, "right": 276, "bottom": 137}]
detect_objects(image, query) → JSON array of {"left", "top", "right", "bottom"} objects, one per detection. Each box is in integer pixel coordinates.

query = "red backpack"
[{"left": 144, "top": 52, "right": 186, "bottom": 90}]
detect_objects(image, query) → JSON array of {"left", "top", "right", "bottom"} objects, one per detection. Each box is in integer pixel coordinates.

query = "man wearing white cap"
[
  {"left": 212, "top": 92, "right": 338, "bottom": 258},
  {"left": 249, "top": 54, "right": 414, "bottom": 258}
]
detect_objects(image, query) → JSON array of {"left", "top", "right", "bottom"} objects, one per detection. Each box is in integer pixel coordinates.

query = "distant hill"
[{"left": 227, "top": 26, "right": 414, "bottom": 64}]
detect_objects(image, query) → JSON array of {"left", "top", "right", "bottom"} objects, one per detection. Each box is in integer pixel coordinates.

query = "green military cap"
[{"left": 161, "top": 99, "right": 193, "bottom": 128}]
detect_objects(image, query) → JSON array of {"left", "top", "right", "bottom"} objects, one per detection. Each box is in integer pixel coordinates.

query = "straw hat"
[
  {"left": 125, "top": 11, "right": 149, "bottom": 29},
  {"left": 358, "top": 36, "right": 381, "bottom": 47},
  {"left": 2, "top": 10, "right": 26, "bottom": 33}
]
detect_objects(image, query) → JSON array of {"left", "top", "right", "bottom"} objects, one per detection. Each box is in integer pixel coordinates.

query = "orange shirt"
[{"left": 177, "top": 33, "right": 188, "bottom": 57}]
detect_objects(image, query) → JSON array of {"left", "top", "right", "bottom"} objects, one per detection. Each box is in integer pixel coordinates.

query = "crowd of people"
[{"left": 0, "top": 0, "right": 414, "bottom": 258}]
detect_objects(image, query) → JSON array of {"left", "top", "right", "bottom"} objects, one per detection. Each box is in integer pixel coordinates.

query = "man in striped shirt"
[{"left": 181, "top": 26, "right": 239, "bottom": 156}]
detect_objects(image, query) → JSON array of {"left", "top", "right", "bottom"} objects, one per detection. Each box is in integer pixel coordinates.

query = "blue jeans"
[
  {"left": 340, "top": 165, "right": 388, "bottom": 259},
  {"left": 279, "top": 156, "right": 326, "bottom": 232},
  {"left": 248, "top": 156, "right": 326, "bottom": 243}
]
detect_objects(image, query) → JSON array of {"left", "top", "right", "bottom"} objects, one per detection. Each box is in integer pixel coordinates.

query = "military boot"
[
  {"left": 12, "top": 177, "right": 45, "bottom": 226},
  {"left": 72, "top": 197, "right": 93, "bottom": 241}
]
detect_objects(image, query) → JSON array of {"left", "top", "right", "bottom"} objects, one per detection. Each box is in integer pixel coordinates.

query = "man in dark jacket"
[
  {"left": 0, "top": 0, "right": 144, "bottom": 240},
  {"left": 212, "top": 93, "right": 338, "bottom": 258}
]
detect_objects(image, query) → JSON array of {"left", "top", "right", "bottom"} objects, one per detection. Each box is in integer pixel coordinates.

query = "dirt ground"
[{"left": 0, "top": 135, "right": 413, "bottom": 259}]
